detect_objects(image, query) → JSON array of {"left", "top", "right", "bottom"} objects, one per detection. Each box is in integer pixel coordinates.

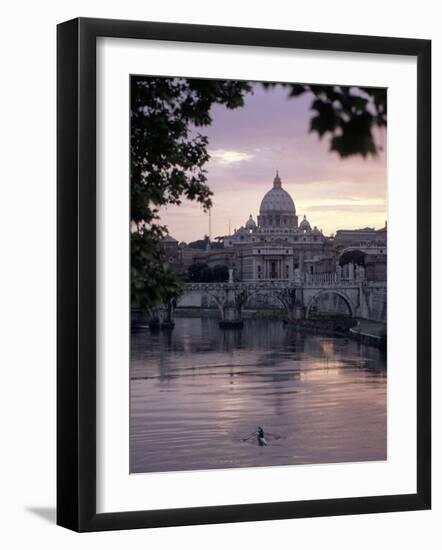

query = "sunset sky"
[{"left": 158, "top": 82, "right": 387, "bottom": 243}]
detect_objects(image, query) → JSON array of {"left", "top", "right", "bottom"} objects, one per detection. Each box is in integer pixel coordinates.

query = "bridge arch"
[
  {"left": 206, "top": 286, "right": 278, "bottom": 313},
  {"left": 182, "top": 283, "right": 294, "bottom": 314},
  {"left": 306, "top": 289, "right": 354, "bottom": 318}
]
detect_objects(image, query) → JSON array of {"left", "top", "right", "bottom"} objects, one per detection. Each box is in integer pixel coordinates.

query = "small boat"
[
  {"left": 256, "top": 426, "right": 268, "bottom": 446},
  {"left": 241, "top": 426, "right": 280, "bottom": 446}
]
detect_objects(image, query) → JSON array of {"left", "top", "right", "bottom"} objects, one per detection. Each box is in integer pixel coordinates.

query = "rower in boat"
[
  {"left": 241, "top": 426, "right": 280, "bottom": 445},
  {"left": 256, "top": 426, "right": 267, "bottom": 446}
]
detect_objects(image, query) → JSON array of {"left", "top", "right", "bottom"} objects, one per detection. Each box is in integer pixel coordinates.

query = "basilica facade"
[
  {"left": 220, "top": 171, "right": 331, "bottom": 282},
  {"left": 166, "top": 171, "right": 387, "bottom": 285}
]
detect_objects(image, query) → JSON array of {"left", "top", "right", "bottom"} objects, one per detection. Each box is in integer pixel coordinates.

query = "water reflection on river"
[{"left": 130, "top": 317, "right": 386, "bottom": 473}]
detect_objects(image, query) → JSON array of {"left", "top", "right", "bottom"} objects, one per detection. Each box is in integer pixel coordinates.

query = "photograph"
[
  {"left": 129, "top": 75, "right": 388, "bottom": 474},
  {"left": 0, "top": 0, "right": 435, "bottom": 542}
]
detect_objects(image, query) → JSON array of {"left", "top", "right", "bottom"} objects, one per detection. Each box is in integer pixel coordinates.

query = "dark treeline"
[{"left": 188, "top": 263, "right": 229, "bottom": 283}]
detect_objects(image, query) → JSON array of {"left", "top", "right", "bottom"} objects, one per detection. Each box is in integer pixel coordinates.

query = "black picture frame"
[{"left": 57, "top": 17, "right": 431, "bottom": 532}]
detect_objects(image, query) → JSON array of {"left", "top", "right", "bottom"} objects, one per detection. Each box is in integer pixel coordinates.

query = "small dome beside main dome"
[
  {"left": 299, "top": 215, "right": 311, "bottom": 231},
  {"left": 245, "top": 214, "right": 257, "bottom": 230}
]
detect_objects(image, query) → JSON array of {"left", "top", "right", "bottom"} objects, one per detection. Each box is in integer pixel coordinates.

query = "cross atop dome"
[{"left": 273, "top": 170, "right": 282, "bottom": 189}]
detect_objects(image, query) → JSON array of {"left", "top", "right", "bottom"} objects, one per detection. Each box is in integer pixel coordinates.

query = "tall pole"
[{"left": 209, "top": 208, "right": 212, "bottom": 241}]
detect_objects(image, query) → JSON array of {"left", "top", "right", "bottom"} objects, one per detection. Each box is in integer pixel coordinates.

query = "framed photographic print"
[{"left": 57, "top": 17, "right": 431, "bottom": 531}]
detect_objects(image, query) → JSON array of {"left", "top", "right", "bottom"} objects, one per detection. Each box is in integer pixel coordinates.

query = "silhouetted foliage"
[
  {"left": 263, "top": 82, "right": 386, "bottom": 158},
  {"left": 131, "top": 77, "right": 251, "bottom": 311},
  {"left": 188, "top": 263, "right": 229, "bottom": 283},
  {"left": 339, "top": 249, "right": 367, "bottom": 267},
  {"left": 212, "top": 264, "right": 229, "bottom": 282}
]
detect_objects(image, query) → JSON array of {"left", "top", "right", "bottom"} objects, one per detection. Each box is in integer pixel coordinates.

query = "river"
[{"left": 130, "top": 317, "right": 386, "bottom": 473}]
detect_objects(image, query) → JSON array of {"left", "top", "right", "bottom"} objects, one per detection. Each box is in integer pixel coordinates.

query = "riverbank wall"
[
  {"left": 349, "top": 319, "right": 387, "bottom": 349},
  {"left": 132, "top": 308, "right": 386, "bottom": 349}
]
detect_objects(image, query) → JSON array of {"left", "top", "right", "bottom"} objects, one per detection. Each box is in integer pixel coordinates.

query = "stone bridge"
[{"left": 179, "top": 274, "right": 386, "bottom": 328}]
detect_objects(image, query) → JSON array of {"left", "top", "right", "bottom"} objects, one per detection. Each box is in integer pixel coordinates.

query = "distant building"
[
  {"left": 219, "top": 172, "right": 331, "bottom": 281},
  {"left": 363, "top": 253, "right": 387, "bottom": 282},
  {"left": 161, "top": 234, "right": 179, "bottom": 263},
  {"left": 334, "top": 224, "right": 387, "bottom": 250},
  {"left": 164, "top": 172, "right": 386, "bottom": 284}
]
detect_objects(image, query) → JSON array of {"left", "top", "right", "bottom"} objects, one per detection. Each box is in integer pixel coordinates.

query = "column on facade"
[
  {"left": 348, "top": 262, "right": 354, "bottom": 281},
  {"left": 336, "top": 264, "right": 342, "bottom": 282}
]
